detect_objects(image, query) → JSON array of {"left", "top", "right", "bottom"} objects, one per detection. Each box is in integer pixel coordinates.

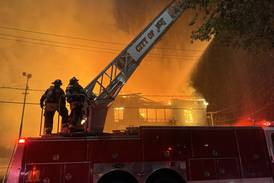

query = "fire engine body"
[
  {"left": 4, "top": 0, "right": 274, "bottom": 182},
  {"left": 6, "top": 126, "right": 274, "bottom": 182}
]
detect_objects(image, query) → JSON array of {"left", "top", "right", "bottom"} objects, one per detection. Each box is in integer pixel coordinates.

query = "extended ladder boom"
[
  {"left": 85, "top": 0, "right": 187, "bottom": 103},
  {"left": 85, "top": 0, "right": 187, "bottom": 133}
]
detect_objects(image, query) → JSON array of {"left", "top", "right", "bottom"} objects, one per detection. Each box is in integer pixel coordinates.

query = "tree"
[{"left": 188, "top": 0, "right": 274, "bottom": 50}]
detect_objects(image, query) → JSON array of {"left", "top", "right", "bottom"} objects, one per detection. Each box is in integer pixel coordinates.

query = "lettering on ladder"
[
  {"left": 155, "top": 18, "right": 167, "bottom": 32},
  {"left": 135, "top": 18, "right": 167, "bottom": 53}
]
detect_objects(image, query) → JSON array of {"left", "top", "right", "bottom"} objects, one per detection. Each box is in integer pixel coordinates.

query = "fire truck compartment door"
[
  {"left": 63, "top": 163, "right": 90, "bottom": 183},
  {"left": 24, "top": 164, "right": 62, "bottom": 183}
]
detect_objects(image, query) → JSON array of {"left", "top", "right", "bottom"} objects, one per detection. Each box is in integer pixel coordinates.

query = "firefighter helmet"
[
  {"left": 52, "top": 79, "right": 62, "bottom": 86},
  {"left": 69, "top": 77, "right": 79, "bottom": 84}
]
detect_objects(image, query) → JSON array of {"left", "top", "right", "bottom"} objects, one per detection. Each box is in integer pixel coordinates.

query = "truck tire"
[
  {"left": 146, "top": 169, "right": 185, "bottom": 183},
  {"left": 148, "top": 175, "right": 183, "bottom": 183},
  {"left": 99, "top": 177, "right": 135, "bottom": 183},
  {"left": 98, "top": 170, "right": 138, "bottom": 183}
]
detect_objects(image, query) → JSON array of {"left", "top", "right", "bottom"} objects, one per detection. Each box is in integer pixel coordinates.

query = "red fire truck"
[
  {"left": 5, "top": 126, "right": 274, "bottom": 183},
  {"left": 4, "top": 0, "right": 274, "bottom": 182}
]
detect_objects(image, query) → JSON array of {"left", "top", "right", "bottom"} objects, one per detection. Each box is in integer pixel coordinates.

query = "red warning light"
[
  {"left": 167, "top": 147, "right": 173, "bottom": 151},
  {"left": 254, "top": 120, "right": 273, "bottom": 127},
  {"left": 18, "top": 138, "right": 26, "bottom": 144},
  {"left": 262, "top": 121, "right": 271, "bottom": 127}
]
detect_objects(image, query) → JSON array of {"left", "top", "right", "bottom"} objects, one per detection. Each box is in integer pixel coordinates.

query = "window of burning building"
[
  {"left": 139, "top": 108, "right": 147, "bottom": 120},
  {"left": 165, "top": 109, "right": 172, "bottom": 122},
  {"left": 114, "top": 107, "right": 124, "bottom": 122},
  {"left": 147, "top": 109, "right": 157, "bottom": 122},
  {"left": 138, "top": 108, "right": 173, "bottom": 123},
  {"left": 184, "top": 110, "right": 193, "bottom": 123},
  {"left": 157, "top": 109, "right": 166, "bottom": 122}
]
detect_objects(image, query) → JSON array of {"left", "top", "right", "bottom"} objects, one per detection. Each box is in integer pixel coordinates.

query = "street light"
[{"left": 18, "top": 72, "right": 32, "bottom": 138}]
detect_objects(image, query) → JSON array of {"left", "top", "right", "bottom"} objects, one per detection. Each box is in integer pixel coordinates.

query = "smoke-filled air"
[{"left": 0, "top": 0, "right": 210, "bottom": 165}]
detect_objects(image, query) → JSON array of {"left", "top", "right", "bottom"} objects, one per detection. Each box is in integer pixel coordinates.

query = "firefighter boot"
[{"left": 44, "top": 127, "right": 52, "bottom": 135}]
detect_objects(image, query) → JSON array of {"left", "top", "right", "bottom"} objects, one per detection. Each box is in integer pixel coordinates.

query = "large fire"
[{"left": 0, "top": 0, "right": 210, "bottom": 167}]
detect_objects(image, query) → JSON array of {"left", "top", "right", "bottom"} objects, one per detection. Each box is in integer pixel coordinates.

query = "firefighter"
[
  {"left": 66, "top": 77, "right": 87, "bottom": 131},
  {"left": 40, "top": 79, "right": 68, "bottom": 134}
]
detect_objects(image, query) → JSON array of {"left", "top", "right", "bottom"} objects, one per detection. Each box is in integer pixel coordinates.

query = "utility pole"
[{"left": 18, "top": 72, "right": 32, "bottom": 138}]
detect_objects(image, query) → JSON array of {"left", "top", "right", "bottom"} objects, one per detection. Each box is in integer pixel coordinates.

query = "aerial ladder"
[{"left": 84, "top": 0, "right": 187, "bottom": 134}]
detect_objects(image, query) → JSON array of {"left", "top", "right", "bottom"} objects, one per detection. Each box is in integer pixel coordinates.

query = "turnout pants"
[
  {"left": 69, "top": 102, "right": 84, "bottom": 127},
  {"left": 44, "top": 104, "right": 68, "bottom": 134}
]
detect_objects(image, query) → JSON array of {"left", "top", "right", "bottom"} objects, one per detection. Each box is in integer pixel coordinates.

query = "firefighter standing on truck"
[
  {"left": 40, "top": 79, "right": 68, "bottom": 134},
  {"left": 66, "top": 77, "right": 87, "bottom": 131}
]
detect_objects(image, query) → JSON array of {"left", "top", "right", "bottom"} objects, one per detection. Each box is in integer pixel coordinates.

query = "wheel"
[
  {"left": 107, "top": 179, "right": 129, "bottom": 183},
  {"left": 100, "top": 177, "right": 135, "bottom": 183},
  {"left": 149, "top": 175, "right": 183, "bottom": 183},
  {"left": 146, "top": 169, "right": 185, "bottom": 183},
  {"left": 98, "top": 171, "right": 138, "bottom": 183}
]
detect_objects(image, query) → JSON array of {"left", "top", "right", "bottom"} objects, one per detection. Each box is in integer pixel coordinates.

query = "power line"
[
  {"left": 209, "top": 79, "right": 271, "bottom": 114},
  {"left": 0, "top": 25, "right": 204, "bottom": 53},
  {"left": 0, "top": 100, "right": 207, "bottom": 110},
  {"left": 0, "top": 36, "right": 117, "bottom": 55},
  {"left": 202, "top": 81, "right": 273, "bottom": 123},
  {"left": 214, "top": 102, "right": 273, "bottom": 123},
  {"left": 0, "top": 25, "right": 124, "bottom": 45},
  {"left": 0, "top": 100, "right": 39, "bottom": 105},
  {"left": 0, "top": 33, "right": 200, "bottom": 59},
  {"left": 0, "top": 33, "right": 121, "bottom": 52},
  {"left": 0, "top": 86, "right": 204, "bottom": 101},
  {"left": 0, "top": 86, "right": 44, "bottom": 92},
  {"left": 0, "top": 86, "right": 198, "bottom": 98},
  {"left": 0, "top": 36, "right": 199, "bottom": 61},
  {"left": 212, "top": 81, "right": 273, "bottom": 122}
]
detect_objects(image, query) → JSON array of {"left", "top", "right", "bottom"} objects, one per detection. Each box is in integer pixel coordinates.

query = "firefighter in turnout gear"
[
  {"left": 66, "top": 77, "right": 87, "bottom": 131},
  {"left": 40, "top": 79, "right": 68, "bottom": 134}
]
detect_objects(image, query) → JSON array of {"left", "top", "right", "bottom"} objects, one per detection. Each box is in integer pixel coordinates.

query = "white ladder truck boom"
[{"left": 85, "top": 0, "right": 187, "bottom": 134}]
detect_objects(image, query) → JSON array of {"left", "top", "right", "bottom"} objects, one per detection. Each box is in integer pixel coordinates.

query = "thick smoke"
[
  {"left": 112, "top": 0, "right": 209, "bottom": 95},
  {"left": 113, "top": 0, "right": 274, "bottom": 123},
  {"left": 192, "top": 42, "right": 274, "bottom": 123},
  {"left": 0, "top": 0, "right": 209, "bottom": 166}
]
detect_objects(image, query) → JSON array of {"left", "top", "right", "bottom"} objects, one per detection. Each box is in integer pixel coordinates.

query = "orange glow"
[
  {"left": 233, "top": 120, "right": 254, "bottom": 126},
  {"left": 0, "top": 1, "right": 211, "bottom": 149},
  {"left": 233, "top": 119, "right": 273, "bottom": 127}
]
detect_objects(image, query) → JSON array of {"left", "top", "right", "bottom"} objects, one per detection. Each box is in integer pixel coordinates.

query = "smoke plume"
[
  {"left": 112, "top": 0, "right": 209, "bottom": 95},
  {"left": 192, "top": 42, "right": 274, "bottom": 123},
  {"left": 0, "top": 0, "right": 209, "bottom": 163}
]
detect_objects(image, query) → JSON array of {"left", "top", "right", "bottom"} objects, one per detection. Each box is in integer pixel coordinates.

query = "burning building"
[{"left": 104, "top": 94, "right": 208, "bottom": 133}]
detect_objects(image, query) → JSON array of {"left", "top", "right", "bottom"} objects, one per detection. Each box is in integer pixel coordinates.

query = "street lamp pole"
[{"left": 18, "top": 72, "right": 32, "bottom": 138}]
